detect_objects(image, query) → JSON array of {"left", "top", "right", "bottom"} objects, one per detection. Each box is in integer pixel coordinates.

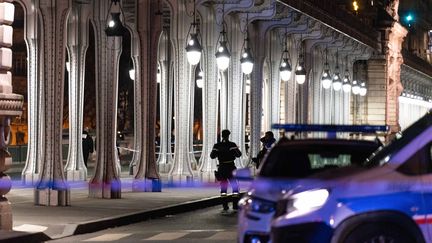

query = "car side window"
[{"left": 397, "top": 143, "right": 432, "bottom": 175}]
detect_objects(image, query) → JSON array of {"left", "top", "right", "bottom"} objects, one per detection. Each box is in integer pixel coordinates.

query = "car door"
[
  {"left": 414, "top": 143, "right": 432, "bottom": 242},
  {"left": 395, "top": 143, "right": 432, "bottom": 241}
]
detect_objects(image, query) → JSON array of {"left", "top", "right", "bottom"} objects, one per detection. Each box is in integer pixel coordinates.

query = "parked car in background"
[
  {"left": 235, "top": 125, "right": 385, "bottom": 243},
  {"left": 271, "top": 111, "right": 432, "bottom": 243}
]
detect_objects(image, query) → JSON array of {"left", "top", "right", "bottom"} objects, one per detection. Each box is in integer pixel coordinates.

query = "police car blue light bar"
[{"left": 271, "top": 124, "right": 388, "bottom": 133}]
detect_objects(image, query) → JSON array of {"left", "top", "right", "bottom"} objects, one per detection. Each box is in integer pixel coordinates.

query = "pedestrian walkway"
[
  {"left": 1, "top": 172, "right": 250, "bottom": 242},
  {"left": 49, "top": 229, "right": 237, "bottom": 242}
]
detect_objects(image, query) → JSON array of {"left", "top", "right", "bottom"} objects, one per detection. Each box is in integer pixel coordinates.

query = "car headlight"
[
  {"left": 239, "top": 196, "right": 276, "bottom": 213},
  {"left": 286, "top": 189, "right": 329, "bottom": 218}
]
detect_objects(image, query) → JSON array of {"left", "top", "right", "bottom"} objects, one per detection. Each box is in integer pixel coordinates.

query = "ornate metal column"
[
  {"left": 132, "top": 0, "right": 162, "bottom": 191},
  {"left": 269, "top": 30, "right": 281, "bottom": 137},
  {"left": 21, "top": 0, "right": 42, "bottom": 185},
  {"left": 167, "top": 0, "right": 194, "bottom": 183},
  {"left": 249, "top": 23, "right": 267, "bottom": 162},
  {"left": 34, "top": 0, "right": 71, "bottom": 206},
  {"left": 282, "top": 16, "right": 309, "bottom": 124},
  {"left": 226, "top": 15, "right": 243, "bottom": 167},
  {"left": 89, "top": 0, "right": 122, "bottom": 198},
  {"left": 198, "top": 4, "right": 219, "bottom": 181},
  {"left": 156, "top": 32, "right": 174, "bottom": 173},
  {"left": 0, "top": 0, "right": 23, "bottom": 229},
  {"left": 64, "top": 0, "right": 91, "bottom": 181}
]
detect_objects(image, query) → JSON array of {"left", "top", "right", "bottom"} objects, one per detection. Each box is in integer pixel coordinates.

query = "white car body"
[
  {"left": 271, "top": 112, "right": 432, "bottom": 243},
  {"left": 236, "top": 139, "right": 380, "bottom": 243}
]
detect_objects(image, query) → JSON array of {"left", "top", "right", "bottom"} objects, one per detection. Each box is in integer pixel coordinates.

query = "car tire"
[{"left": 342, "top": 223, "right": 414, "bottom": 243}]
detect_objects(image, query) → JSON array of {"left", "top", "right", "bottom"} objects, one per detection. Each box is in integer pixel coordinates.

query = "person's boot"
[
  {"left": 232, "top": 193, "right": 240, "bottom": 210},
  {"left": 221, "top": 203, "right": 229, "bottom": 214}
]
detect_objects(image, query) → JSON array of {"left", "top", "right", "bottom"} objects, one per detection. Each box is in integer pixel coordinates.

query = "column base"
[
  {"left": 167, "top": 175, "right": 194, "bottom": 187},
  {"left": 89, "top": 180, "right": 121, "bottom": 199},
  {"left": 158, "top": 163, "right": 171, "bottom": 173},
  {"left": 34, "top": 188, "right": 70, "bottom": 206},
  {"left": 132, "top": 179, "right": 162, "bottom": 192},
  {"left": 21, "top": 173, "right": 39, "bottom": 186},
  {"left": 65, "top": 169, "right": 87, "bottom": 182},
  {"left": 0, "top": 199, "right": 12, "bottom": 230},
  {"left": 198, "top": 171, "right": 217, "bottom": 183}
]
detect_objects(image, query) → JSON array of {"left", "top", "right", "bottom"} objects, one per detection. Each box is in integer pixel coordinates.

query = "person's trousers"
[{"left": 220, "top": 177, "right": 240, "bottom": 210}]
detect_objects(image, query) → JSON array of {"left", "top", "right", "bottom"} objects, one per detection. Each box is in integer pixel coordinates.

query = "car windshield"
[
  {"left": 365, "top": 111, "right": 432, "bottom": 167},
  {"left": 259, "top": 141, "right": 378, "bottom": 178}
]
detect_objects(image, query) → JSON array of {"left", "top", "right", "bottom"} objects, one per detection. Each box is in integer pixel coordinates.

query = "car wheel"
[{"left": 342, "top": 223, "right": 414, "bottom": 243}]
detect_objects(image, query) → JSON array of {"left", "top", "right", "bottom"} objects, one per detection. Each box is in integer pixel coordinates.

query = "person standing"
[
  {"left": 254, "top": 131, "right": 276, "bottom": 168},
  {"left": 82, "top": 131, "right": 94, "bottom": 167},
  {"left": 210, "top": 129, "right": 242, "bottom": 212}
]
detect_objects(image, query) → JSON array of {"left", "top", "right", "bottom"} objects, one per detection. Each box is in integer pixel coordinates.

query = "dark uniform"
[
  {"left": 82, "top": 131, "right": 94, "bottom": 167},
  {"left": 210, "top": 130, "right": 242, "bottom": 211}
]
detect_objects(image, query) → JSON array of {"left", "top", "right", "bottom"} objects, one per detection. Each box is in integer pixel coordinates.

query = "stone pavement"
[{"left": 1, "top": 172, "right": 250, "bottom": 243}]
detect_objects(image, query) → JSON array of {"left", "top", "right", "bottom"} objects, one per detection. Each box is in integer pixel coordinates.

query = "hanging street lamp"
[
  {"left": 196, "top": 69, "right": 204, "bottom": 88},
  {"left": 321, "top": 48, "right": 332, "bottom": 89},
  {"left": 359, "top": 82, "right": 367, "bottom": 96},
  {"left": 342, "top": 72, "right": 351, "bottom": 93},
  {"left": 352, "top": 80, "right": 361, "bottom": 95},
  {"left": 215, "top": 5, "right": 230, "bottom": 71},
  {"left": 240, "top": 26, "right": 254, "bottom": 75},
  {"left": 129, "top": 59, "right": 135, "bottom": 80},
  {"left": 105, "top": 0, "right": 127, "bottom": 37},
  {"left": 279, "top": 30, "right": 292, "bottom": 82},
  {"left": 185, "top": 0, "right": 202, "bottom": 65},
  {"left": 295, "top": 38, "right": 306, "bottom": 84},
  {"left": 332, "top": 50, "right": 342, "bottom": 91},
  {"left": 215, "top": 26, "right": 230, "bottom": 71},
  {"left": 156, "top": 64, "right": 161, "bottom": 84}
]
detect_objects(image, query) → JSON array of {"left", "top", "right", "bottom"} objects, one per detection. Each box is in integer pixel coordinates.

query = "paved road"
[{"left": 46, "top": 206, "right": 238, "bottom": 243}]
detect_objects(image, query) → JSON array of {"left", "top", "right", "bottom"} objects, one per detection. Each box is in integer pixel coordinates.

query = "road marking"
[
  {"left": 206, "top": 231, "right": 237, "bottom": 240},
  {"left": 83, "top": 233, "right": 132, "bottom": 241},
  {"left": 144, "top": 232, "right": 188, "bottom": 241},
  {"left": 13, "top": 224, "right": 48, "bottom": 233},
  {"left": 183, "top": 229, "right": 225, "bottom": 232}
]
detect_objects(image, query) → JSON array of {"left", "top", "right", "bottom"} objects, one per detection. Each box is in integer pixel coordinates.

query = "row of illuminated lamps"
[
  {"left": 401, "top": 92, "right": 432, "bottom": 103},
  {"left": 102, "top": 0, "right": 367, "bottom": 98},
  {"left": 184, "top": 5, "right": 366, "bottom": 96},
  {"left": 187, "top": 36, "right": 367, "bottom": 97}
]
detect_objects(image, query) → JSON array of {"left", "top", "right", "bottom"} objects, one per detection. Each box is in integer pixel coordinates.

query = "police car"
[
  {"left": 271, "top": 111, "right": 432, "bottom": 243},
  {"left": 235, "top": 125, "right": 384, "bottom": 243}
]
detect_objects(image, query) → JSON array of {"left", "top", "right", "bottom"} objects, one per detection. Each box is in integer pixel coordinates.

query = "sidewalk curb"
[
  {"left": 0, "top": 230, "right": 50, "bottom": 243},
  {"left": 3, "top": 195, "right": 237, "bottom": 242},
  {"left": 54, "top": 193, "right": 243, "bottom": 240}
]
